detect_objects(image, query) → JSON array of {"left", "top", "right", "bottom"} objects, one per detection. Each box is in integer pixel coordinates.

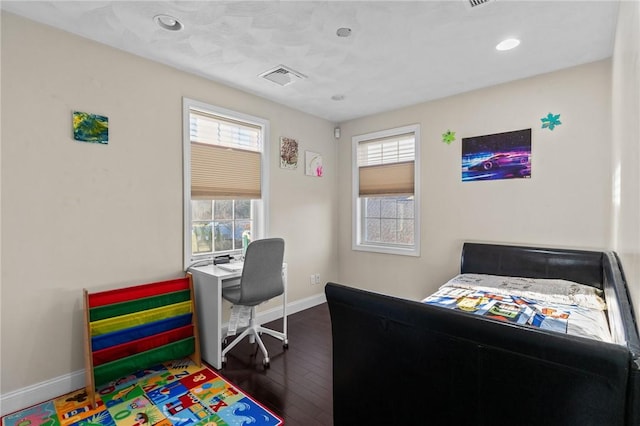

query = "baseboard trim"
[
  {"left": 1, "top": 370, "right": 86, "bottom": 417},
  {"left": 0, "top": 293, "right": 327, "bottom": 417}
]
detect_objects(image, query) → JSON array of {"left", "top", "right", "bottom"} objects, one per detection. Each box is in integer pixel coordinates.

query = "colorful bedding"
[{"left": 422, "top": 273, "right": 612, "bottom": 342}]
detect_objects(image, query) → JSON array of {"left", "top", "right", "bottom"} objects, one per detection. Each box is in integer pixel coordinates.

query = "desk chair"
[{"left": 221, "top": 237, "right": 287, "bottom": 368}]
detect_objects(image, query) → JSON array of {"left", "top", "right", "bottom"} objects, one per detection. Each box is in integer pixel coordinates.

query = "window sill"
[{"left": 352, "top": 243, "right": 420, "bottom": 257}]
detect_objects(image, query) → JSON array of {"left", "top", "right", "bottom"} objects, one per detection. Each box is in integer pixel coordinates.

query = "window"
[
  {"left": 352, "top": 124, "right": 420, "bottom": 256},
  {"left": 183, "top": 98, "right": 269, "bottom": 268}
]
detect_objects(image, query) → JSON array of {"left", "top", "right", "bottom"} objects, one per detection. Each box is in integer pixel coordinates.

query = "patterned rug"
[{"left": 1, "top": 359, "right": 282, "bottom": 426}]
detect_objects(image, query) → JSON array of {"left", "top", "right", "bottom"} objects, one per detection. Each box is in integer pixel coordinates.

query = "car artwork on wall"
[{"left": 462, "top": 128, "right": 531, "bottom": 182}]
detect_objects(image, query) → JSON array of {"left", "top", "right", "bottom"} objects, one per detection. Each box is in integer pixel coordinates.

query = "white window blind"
[
  {"left": 357, "top": 133, "right": 415, "bottom": 166},
  {"left": 190, "top": 109, "right": 262, "bottom": 151},
  {"left": 358, "top": 133, "right": 415, "bottom": 196},
  {"left": 189, "top": 109, "right": 262, "bottom": 199}
]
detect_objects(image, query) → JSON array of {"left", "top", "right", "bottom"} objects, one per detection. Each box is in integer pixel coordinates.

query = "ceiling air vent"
[
  {"left": 467, "top": 0, "right": 494, "bottom": 8},
  {"left": 259, "top": 65, "right": 306, "bottom": 87}
]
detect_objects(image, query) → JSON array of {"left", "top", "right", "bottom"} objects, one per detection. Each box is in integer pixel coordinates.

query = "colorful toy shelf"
[{"left": 83, "top": 274, "right": 201, "bottom": 407}]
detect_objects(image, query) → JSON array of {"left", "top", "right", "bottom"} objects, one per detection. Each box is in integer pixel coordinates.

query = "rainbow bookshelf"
[{"left": 83, "top": 274, "right": 201, "bottom": 407}]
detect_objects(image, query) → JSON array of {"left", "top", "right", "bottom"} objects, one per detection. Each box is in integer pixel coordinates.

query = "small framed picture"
[
  {"left": 305, "top": 151, "right": 323, "bottom": 177},
  {"left": 73, "top": 111, "right": 109, "bottom": 144},
  {"left": 280, "top": 137, "right": 298, "bottom": 169}
]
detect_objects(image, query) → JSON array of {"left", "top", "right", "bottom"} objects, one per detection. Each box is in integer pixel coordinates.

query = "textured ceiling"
[{"left": 1, "top": 1, "right": 619, "bottom": 123}]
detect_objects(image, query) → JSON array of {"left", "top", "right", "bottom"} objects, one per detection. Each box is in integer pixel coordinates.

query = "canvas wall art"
[
  {"left": 462, "top": 128, "right": 531, "bottom": 182},
  {"left": 73, "top": 111, "right": 109, "bottom": 144},
  {"left": 279, "top": 137, "right": 298, "bottom": 169},
  {"left": 305, "top": 151, "right": 323, "bottom": 177}
]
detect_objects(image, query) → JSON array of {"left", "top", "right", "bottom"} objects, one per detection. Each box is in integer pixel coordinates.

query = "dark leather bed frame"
[{"left": 325, "top": 243, "right": 640, "bottom": 425}]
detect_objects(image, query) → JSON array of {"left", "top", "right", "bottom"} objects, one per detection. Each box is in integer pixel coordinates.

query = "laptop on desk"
[{"left": 217, "top": 262, "right": 244, "bottom": 272}]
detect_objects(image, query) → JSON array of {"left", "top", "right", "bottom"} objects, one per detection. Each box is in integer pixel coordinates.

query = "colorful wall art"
[
  {"left": 462, "top": 128, "right": 531, "bottom": 182},
  {"left": 279, "top": 137, "right": 299, "bottom": 169},
  {"left": 541, "top": 112, "right": 562, "bottom": 131},
  {"left": 73, "top": 111, "right": 109, "bottom": 144},
  {"left": 442, "top": 130, "right": 456, "bottom": 144},
  {"left": 305, "top": 151, "right": 323, "bottom": 177}
]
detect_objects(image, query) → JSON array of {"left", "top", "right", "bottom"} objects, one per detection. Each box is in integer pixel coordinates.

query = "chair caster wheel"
[
  {"left": 221, "top": 357, "right": 227, "bottom": 368},
  {"left": 283, "top": 343, "right": 289, "bottom": 349},
  {"left": 262, "top": 358, "right": 270, "bottom": 369}
]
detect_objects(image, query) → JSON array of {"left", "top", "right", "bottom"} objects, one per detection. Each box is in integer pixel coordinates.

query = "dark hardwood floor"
[{"left": 213, "top": 303, "right": 333, "bottom": 425}]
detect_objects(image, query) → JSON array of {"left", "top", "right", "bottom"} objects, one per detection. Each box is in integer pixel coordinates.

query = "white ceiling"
[{"left": 1, "top": 1, "right": 619, "bottom": 123}]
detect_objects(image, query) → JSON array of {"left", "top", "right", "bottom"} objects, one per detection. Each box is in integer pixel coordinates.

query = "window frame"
[
  {"left": 183, "top": 98, "right": 270, "bottom": 269},
  {"left": 352, "top": 124, "right": 421, "bottom": 257}
]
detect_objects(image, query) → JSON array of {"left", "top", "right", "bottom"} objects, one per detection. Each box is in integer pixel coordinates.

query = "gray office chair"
[{"left": 221, "top": 237, "right": 287, "bottom": 368}]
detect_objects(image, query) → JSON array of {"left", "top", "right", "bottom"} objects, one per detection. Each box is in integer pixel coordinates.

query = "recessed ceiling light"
[
  {"left": 336, "top": 27, "right": 352, "bottom": 38},
  {"left": 331, "top": 95, "right": 345, "bottom": 101},
  {"left": 154, "top": 14, "right": 183, "bottom": 31},
  {"left": 496, "top": 38, "right": 520, "bottom": 51}
]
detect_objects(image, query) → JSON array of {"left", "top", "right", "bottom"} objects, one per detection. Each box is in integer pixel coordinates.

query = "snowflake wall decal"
[
  {"left": 541, "top": 113, "right": 562, "bottom": 131},
  {"left": 442, "top": 130, "right": 456, "bottom": 144}
]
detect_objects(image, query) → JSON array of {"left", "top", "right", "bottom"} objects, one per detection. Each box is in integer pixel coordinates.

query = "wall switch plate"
[
  {"left": 310, "top": 274, "right": 316, "bottom": 285},
  {"left": 315, "top": 273, "right": 320, "bottom": 285}
]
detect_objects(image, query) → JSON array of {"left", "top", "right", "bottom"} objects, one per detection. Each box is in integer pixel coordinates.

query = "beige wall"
[
  {"left": 612, "top": 0, "right": 640, "bottom": 319},
  {"left": 0, "top": 12, "right": 337, "bottom": 394},
  {"left": 337, "top": 60, "right": 613, "bottom": 300}
]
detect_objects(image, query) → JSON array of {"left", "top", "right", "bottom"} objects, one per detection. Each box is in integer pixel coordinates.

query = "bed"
[{"left": 325, "top": 243, "right": 640, "bottom": 426}]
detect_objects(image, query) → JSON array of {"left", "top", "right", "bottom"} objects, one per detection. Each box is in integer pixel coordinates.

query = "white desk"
[{"left": 189, "top": 263, "right": 287, "bottom": 369}]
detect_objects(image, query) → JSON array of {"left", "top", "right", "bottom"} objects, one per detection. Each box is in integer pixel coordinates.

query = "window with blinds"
[
  {"left": 352, "top": 124, "right": 420, "bottom": 257},
  {"left": 357, "top": 133, "right": 415, "bottom": 196},
  {"left": 189, "top": 109, "right": 262, "bottom": 199},
  {"left": 183, "top": 98, "right": 269, "bottom": 267}
]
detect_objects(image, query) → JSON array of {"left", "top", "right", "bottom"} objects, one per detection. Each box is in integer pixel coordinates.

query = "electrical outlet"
[
  {"left": 310, "top": 274, "right": 315, "bottom": 285},
  {"left": 315, "top": 273, "right": 321, "bottom": 285}
]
